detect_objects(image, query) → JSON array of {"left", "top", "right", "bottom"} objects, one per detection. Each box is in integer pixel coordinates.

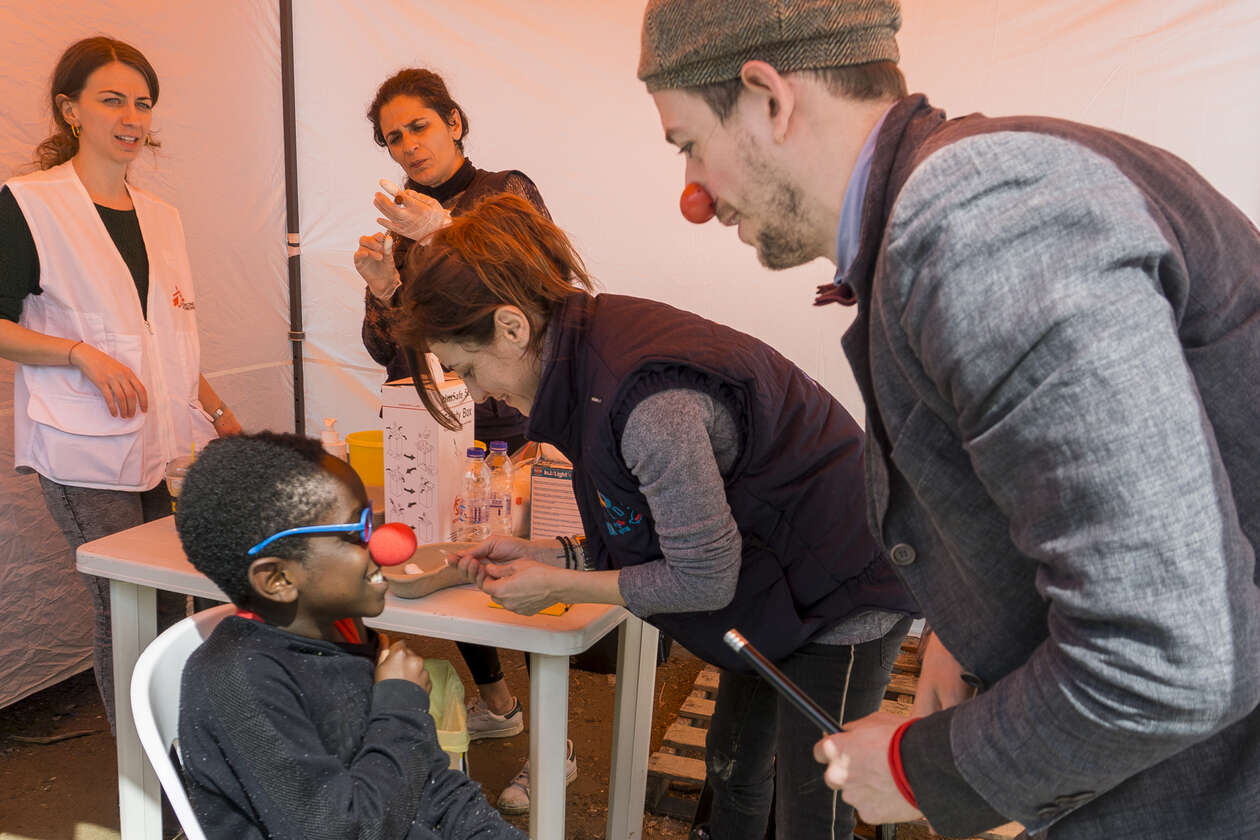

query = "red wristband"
[{"left": 888, "top": 717, "right": 920, "bottom": 809}]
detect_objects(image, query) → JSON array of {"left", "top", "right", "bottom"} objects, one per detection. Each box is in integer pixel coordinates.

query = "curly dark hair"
[
  {"left": 366, "top": 67, "right": 469, "bottom": 152},
  {"left": 174, "top": 432, "right": 340, "bottom": 606}
]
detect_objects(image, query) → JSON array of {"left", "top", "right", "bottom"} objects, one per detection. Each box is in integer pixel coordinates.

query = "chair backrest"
[{"left": 130, "top": 603, "right": 235, "bottom": 840}]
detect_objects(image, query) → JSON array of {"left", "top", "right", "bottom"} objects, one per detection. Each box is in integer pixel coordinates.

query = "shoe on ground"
[
  {"left": 466, "top": 695, "right": 524, "bottom": 741},
  {"left": 496, "top": 739, "right": 577, "bottom": 815}
]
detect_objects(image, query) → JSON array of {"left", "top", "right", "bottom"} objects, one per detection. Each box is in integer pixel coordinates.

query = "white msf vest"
[{"left": 6, "top": 162, "right": 214, "bottom": 490}]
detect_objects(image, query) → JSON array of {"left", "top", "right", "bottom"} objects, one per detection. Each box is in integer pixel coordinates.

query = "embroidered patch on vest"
[{"left": 597, "top": 490, "right": 643, "bottom": 536}]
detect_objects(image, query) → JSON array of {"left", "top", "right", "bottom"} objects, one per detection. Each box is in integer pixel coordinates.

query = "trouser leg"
[
  {"left": 39, "top": 476, "right": 189, "bottom": 733},
  {"left": 706, "top": 665, "right": 776, "bottom": 840},
  {"left": 774, "top": 616, "right": 913, "bottom": 840},
  {"left": 457, "top": 642, "right": 505, "bottom": 685}
]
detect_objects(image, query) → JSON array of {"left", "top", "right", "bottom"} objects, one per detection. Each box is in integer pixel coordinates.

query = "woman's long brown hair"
[{"left": 393, "top": 192, "right": 594, "bottom": 429}]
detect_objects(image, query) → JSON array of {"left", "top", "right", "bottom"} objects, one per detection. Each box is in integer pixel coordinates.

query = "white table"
[{"left": 77, "top": 516, "right": 659, "bottom": 840}]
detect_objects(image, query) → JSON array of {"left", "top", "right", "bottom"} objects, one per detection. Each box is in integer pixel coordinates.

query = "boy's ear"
[{"left": 247, "top": 557, "right": 299, "bottom": 604}]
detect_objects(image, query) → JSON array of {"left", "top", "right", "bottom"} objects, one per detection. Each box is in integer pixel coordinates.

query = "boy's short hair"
[{"left": 175, "top": 432, "right": 340, "bottom": 605}]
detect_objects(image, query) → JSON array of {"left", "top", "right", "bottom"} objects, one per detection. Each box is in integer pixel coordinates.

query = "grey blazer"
[{"left": 837, "top": 96, "right": 1260, "bottom": 839}]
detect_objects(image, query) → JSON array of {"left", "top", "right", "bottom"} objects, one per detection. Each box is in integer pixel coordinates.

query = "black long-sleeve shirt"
[{"left": 178, "top": 616, "right": 522, "bottom": 840}]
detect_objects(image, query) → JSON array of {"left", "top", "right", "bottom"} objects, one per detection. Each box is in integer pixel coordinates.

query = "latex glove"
[
  {"left": 353, "top": 231, "right": 401, "bottom": 300},
  {"left": 813, "top": 711, "right": 924, "bottom": 825},
  {"left": 374, "top": 187, "right": 452, "bottom": 243},
  {"left": 912, "top": 631, "right": 975, "bottom": 717},
  {"left": 69, "top": 341, "right": 148, "bottom": 418}
]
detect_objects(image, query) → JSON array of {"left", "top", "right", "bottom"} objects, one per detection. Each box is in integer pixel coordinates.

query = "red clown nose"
[
  {"left": 368, "top": 522, "right": 416, "bottom": 567},
  {"left": 680, "top": 182, "right": 715, "bottom": 224}
]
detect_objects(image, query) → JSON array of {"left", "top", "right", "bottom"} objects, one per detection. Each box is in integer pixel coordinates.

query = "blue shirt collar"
[{"left": 834, "top": 105, "right": 893, "bottom": 284}]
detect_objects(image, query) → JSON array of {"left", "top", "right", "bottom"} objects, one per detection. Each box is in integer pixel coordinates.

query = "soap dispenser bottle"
[{"left": 321, "top": 417, "right": 348, "bottom": 460}]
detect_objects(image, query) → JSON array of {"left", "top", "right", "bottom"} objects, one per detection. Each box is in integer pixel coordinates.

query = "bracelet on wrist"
[
  {"left": 210, "top": 402, "right": 228, "bottom": 423},
  {"left": 555, "top": 536, "right": 575, "bottom": 570},
  {"left": 888, "top": 717, "right": 920, "bottom": 809},
  {"left": 574, "top": 535, "right": 593, "bottom": 571},
  {"left": 66, "top": 339, "right": 84, "bottom": 365}
]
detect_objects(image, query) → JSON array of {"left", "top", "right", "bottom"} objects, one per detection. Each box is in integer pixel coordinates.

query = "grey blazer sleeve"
[{"left": 883, "top": 132, "right": 1260, "bottom": 833}]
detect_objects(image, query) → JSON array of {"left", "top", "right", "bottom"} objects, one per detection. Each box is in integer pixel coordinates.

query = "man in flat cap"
[{"left": 641, "top": 1, "right": 1260, "bottom": 838}]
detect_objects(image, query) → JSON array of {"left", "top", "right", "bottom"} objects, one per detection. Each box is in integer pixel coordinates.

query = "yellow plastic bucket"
[{"left": 346, "top": 430, "right": 384, "bottom": 487}]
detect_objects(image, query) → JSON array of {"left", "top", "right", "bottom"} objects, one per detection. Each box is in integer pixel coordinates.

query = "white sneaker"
[
  {"left": 496, "top": 739, "right": 577, "bottom": 815},
  {"left": 466, "top": 696, "right": 524, "bottom": 741}
]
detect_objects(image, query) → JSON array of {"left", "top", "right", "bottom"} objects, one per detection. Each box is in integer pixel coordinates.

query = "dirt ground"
[{"left": 0, "top": 634, "right": 705, "bottom": 840}]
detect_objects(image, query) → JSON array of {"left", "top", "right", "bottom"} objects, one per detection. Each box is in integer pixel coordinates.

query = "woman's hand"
[
  {"left": 353, "top": 232, "right": 401, "bottom": 301},
  {"left": 373, "top": 189, "right": 452, "bottom": 243},
  {"left": 478, "top": 559, "right": 567, "bottom": 615},
  {"left": 450, "top": 535, "right": 542, "bottom": 586},
  {"left": 69, "top": 341, "right": 148, "bottom": 418}
]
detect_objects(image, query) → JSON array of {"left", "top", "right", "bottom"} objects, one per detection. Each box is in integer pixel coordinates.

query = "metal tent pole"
[{"left": 279, "top": 0, "right": 306, "bottom": 434}]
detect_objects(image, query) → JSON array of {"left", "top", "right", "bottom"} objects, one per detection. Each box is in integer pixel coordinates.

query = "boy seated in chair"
[{"left": 174, "top": 432, "right": 523, "bottom": 839}]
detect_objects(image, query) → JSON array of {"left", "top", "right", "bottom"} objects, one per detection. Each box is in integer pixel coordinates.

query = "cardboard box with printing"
[
  {"left": 529, "top": 446, "right": 585, "bottom": 540},
  {"left": 382, "top": 375, "right": 474, "bottom": 544}
]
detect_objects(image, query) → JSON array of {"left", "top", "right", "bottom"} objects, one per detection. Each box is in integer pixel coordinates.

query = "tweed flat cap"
[{"left": 639, "top": 0, "right": 901, "bottom": 92}]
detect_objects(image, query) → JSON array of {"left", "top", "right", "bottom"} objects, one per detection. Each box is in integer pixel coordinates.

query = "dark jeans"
[
  {"left": 458, "top": 641, "right": 505, "bottom": 685},
  {"left": 39, "top": 475, "right": 189, "bottom": 733},
  {"left": 706, "top": 616, "right": 913, "bottom": 840}
]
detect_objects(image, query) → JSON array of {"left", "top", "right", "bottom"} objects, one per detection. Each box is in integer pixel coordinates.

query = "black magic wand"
[{"left": 723, "top": 629, "right": 843, "bottom": 734}]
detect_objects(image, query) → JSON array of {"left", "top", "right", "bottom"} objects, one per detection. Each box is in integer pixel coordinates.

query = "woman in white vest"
[{"left": 0, "top": 37, "right": 241, "bottom": 728}]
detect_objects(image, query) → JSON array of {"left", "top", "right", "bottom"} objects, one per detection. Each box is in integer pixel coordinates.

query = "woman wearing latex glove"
[
  {"left": 356, "top": 67, "right": 556, "bottom": 816},
  {"left": 358, "top": 66, "right": 550, "bottom": 452},
  {"left": 401, "top": 195, "right": 917, "bottom": 840}
]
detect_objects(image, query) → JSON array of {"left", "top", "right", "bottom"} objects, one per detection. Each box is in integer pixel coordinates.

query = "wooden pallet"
[{"left": 644, "top": 666, "right": 718, "bottom": 821}]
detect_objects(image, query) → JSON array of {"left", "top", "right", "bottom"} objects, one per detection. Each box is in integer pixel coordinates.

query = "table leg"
[
  {"left": 111, "top": 580, "right": 161, "bottom": 840},
  {"left": 528, "top": 651, "right": 569, "bottom": 840},
  {"left": 606, "top": 616, "right": 658, "bottom": 840}
]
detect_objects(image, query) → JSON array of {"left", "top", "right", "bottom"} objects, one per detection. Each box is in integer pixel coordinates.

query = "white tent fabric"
[{"left": 2, "top": 0, "right": 1258, "bottom": 707}]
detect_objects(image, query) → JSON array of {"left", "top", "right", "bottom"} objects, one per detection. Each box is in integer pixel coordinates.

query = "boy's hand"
[{"left": 375, "top": 634, "right": 431, "bottom": 693}]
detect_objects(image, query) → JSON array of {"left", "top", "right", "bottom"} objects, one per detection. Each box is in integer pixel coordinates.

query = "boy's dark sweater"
[{"left": 178, "top": 616, "right": 522, "bottom": 840}]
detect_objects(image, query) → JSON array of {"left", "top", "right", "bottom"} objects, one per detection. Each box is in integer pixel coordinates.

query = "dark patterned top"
[{"left": 361, "top": 162, "right": 549, "bottom": 443}]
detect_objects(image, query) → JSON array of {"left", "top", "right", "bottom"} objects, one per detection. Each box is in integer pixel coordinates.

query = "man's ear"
[
  {"left": 247, "top": 557, "right": 299, "bottom": 605},
  {"left": 494, "top": 305, "right": 532, "bottom": 350},
  {"left": 738, "top": 60, "right": 796, "bottom": 144}
]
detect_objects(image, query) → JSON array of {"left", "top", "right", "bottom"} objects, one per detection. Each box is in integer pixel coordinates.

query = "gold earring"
[
  {"left": 70, "top": 123, "right": 80, "bottom": 138},
  {"left": 143, "top": 133, "right": 155, "bottom": 147}
]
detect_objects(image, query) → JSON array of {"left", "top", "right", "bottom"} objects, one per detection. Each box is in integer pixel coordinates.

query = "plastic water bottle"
[
  {"left": 453, "top": 447, "right": 490, "bottom": 541},
  {"left": 486, "top": 441, "right": 514, "bottom": 536}
]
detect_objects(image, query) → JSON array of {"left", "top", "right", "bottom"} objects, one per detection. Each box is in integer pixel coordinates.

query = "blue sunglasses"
[{"left": 246, "top": 503, "right": 374, "bottom": 557}]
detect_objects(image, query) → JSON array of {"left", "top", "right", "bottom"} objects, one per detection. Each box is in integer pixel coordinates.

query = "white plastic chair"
[{"left": 130, "top": 603, "right": 235, "bottom": 840}]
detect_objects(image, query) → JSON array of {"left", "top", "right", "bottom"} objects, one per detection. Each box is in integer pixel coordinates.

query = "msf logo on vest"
[
  {"left": 597, "top": 490, "right": 643, "bottom": 537},
  {"left": 171, "top": 286, "right": 195, "bottom": 310}
]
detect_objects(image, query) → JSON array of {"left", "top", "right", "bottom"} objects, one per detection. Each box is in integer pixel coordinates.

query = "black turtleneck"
[{"left": 407, "top": 157, "right": 477, "bottom": 204}]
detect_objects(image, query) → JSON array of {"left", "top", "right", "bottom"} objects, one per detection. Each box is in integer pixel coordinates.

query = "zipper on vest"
[{"left": 144, "top": 319, "right": 154, "bottom": 335}]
